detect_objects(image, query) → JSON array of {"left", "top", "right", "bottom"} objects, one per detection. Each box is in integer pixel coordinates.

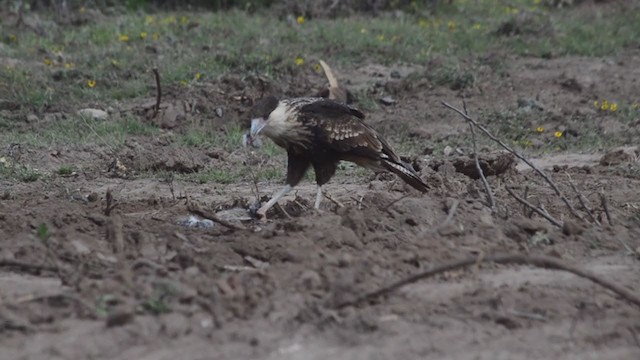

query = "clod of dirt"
[
  {"left": 119, "top": 143, "right": 208, "bottom": 174},
  {"left": 495, "top": 12, "right": 553, "bottom": 37},
  {"left": 431, "top": 152, "right": 517, "bottom": 180},
  {"left": 105, "top": 311, "right": 134, "bottom": 328},
  {"left": 559, "top": 77, "right": 583, "bottom": 93},
  {"left": 158, "top": 103, "right": 186, "bottom": 129},
  {"left": 562, "top": 220, "right": 584, "bottom": 236},
  {"left": 599, "top": 146, "right": 639, "bottom": 166},
  {"left": 77, "top": 108, "right": 109, "bottom": 120}
]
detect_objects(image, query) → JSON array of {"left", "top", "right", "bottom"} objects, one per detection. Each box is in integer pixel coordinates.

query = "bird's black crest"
[{"left": 250, "top": 95, "right": 279, "bottom": 119}]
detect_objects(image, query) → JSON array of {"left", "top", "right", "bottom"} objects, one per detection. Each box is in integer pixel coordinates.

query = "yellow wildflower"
[
  {"left": 472, "top": 23, "right": 482, "bottom": 30},
  {"left": 554, "top": 131, "right": 563, "bottom": 138},
  {"left": 179, "top": 80, "right": 188, "bottom": 86},
  {"left": 111, "top": 59, "right": 120, "bottom": 66},
  {"left": 601, "top": 99, "right": 609, "bottom": 111},
  {"left": 610, "top": 103, "right": 618, "bottom": 112},
  {"left": 376, "top": 34, "right": 385, "bottom": 41},
  {"left": 195, "top": 72, "right": 201, "bottom": 80},
  {"left": 536, "top": 126, "right": 544, "bottom": 133},
  {"left": 44, "top": 58, "right": 52, "bottom": 66},
  {"left": 593, "top": 100, "right": 599, "bottom": 109},
  {"left": 419, "top": 19, "right": 428, "bottom": 28},
  {"left": 65, "top": 63, "right": 73, "bottom": 69},
  {"left": 9, "top": 34, "right": 17, "bottom": 42},
  {"left": 314, "top": 63, "right": 322, "bottom": 73},
  {"left": 87, "top": 79, "right": 96, "bottom": 88},
  {"left": 118, "top": 34, "right": 129, "bottom": 42},
  {"left": 297, "top": 16, "right": 305, "bottom": 25},
  {"left": 447, "top": 21, "right": 456, "bottom": 31},
  {"left": 180, "top": 16, "right": 189, "bottom": 25},
  {"left": 152, "top": 32, "right": 160, "bottom": 41},
  {"left": 79, "top": 6, "right": 86, "bottom": 13},
  {"left": 140, "top": 31, "right": 148, "bottom": 40},
  {"left": 295, "top": 57, "right": 304, "bottom": 66},
  {"left": 145, "top": 15, "right": 155, "bottom": 25},
  {"left": 163, "top": 16, "right": 177, "bottom": 25}
]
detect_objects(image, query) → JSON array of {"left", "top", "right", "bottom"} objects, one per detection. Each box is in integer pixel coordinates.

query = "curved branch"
[{"left": 335, "top": 254, "right": 640, "bottom": 310}]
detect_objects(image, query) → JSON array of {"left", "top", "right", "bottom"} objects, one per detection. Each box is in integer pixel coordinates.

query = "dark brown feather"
[{"left": 296, "top": 99, "right": 429, "bottom": 192}]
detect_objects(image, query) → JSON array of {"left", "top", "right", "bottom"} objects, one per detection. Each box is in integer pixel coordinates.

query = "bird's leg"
[
  {"left": 257, "top": 185, "right": 292, "bottom": 221},
  {"left": 314, "top": 185, "right": 323, "bottom": 210}
]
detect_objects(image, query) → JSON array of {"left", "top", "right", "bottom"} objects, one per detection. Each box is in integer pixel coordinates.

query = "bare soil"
[{"left": 1, "top": 43, "right": 640, "bottom": 360}]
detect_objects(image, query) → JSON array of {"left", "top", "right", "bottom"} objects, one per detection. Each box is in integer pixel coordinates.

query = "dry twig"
[
  {"left": 506, "top": 187, "right": 562, "bottom": 227},
  {"left": 188, "top": 205, "right": 246, "bottom": 231},
  {"left": 419, "top": 199, "right": 459, "bottom": 236},
  {"left": 335, "top": 253, "right": 640, "bottom": 310},
  {"left": 104, "top": 188, "right": 118, "bottom": 216},
  {"left": 151, "top": 67, "right": 161, "bottom": 119},
  {"left": 567, "top": 174, "right": 599, "bottom": 226},
  {"left": 600, "top": 192, "right": 613, "bottom": 226},
  {"left": 462, "top": 101, "right": 495, "bottom": 210},
  {"left": 0, "top": 259, "right": 57, "bottom": 274},
  {"left": 442, "top": 101, "right": 583, "bottom": 221}
]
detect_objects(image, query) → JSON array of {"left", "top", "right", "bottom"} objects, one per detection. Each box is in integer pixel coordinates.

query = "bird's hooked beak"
[
  {"left": 250, "top": 117, "right": 266, "bottom": 137},
  {"left": 242, "top": 118, "right": 266, "bottom": 148}
]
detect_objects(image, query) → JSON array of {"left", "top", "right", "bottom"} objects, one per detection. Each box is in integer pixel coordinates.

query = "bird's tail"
[
  {"left": 319, "top": 60, "right": 339, "bottom": 88},
  {"left": 382, "top": 159, "right": 429, "bottom": 193}
]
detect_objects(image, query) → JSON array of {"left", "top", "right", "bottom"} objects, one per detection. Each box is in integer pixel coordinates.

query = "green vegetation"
[
  {"left": 2, "top": 1, "right": 638, "bottom": 113},
  {"left": 56, "top": 164, "right": 76, "bottom": 175},
  {"left": 0, "top": 115, "right": 157, "bottom": 148}
]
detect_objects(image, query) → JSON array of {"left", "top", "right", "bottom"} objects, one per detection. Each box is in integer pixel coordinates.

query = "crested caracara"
[{"left": 243, "top": 96, "right": 428, "bottom": 220}]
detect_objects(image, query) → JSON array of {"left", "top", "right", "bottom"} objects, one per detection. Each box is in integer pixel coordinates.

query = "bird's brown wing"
[{"left": 298, "top": 100, "right": 429, "bottom": 192}]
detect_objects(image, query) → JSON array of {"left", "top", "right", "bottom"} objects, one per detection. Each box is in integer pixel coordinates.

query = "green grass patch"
[
  {"left": 1, "top": 1, "right": 637, "bottom": 112},
  {"left": 0, "top": 115, "right": 158, "bottom": 148}
]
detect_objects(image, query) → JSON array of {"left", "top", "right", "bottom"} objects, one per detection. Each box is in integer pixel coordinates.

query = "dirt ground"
[{"left": 2, "top": 19, "right": 640, "bottom": 360}]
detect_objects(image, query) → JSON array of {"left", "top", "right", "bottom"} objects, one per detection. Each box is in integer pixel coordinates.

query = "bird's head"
[{"left": 243, "top": 95, "right": 279, "bottom": 148}]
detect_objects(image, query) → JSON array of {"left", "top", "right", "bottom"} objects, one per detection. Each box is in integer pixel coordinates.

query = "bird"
[{"left": 243, "top": 96, "right": 428, "bottom": 220}]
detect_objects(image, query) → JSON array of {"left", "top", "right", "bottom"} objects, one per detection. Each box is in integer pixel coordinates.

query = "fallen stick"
[
  {"left": 335, "top": 253, "right": 640, "bottom": 310},
  {"left": 463, "top": 101, "right": 495, "bottom": 210},
  {"left": 151, "top": 67, "right": 161, "bottom": 119},
  {"left": 442, "top": 101, "right": 583, "bottom": 221},
  {"left": 505, "top": 187, "right": 562, "bottom": 228},
  {"left": 567, "top": 174, "right": 599, "bottom": 226},
  {"left": 419, "top": 199, "right": 459, "bottom": 236},
  {"left": 0, "top": 260, "right": 57, "bottom": 274}
]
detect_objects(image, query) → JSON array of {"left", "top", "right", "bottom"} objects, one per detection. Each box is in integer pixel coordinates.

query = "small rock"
[
  {"left": 160, "top": 313, "right": 189, "bottom": 337},
  {"left": 87, "top": 192, "right": 99, "bottom": 202},
  {"left": 77, "top": 108, "right": 109, "bottom": 120},
  {"left": 299, "top": 270, "right": 322, "bottom": 290},
  {"left": 562, "top": 220, "right": 584, "bottom": 236},
  {"left": 438, "top": 223, "right": 465, "bottom": 236},
  {"left": 177, "top": 215, "right": 214, "bottom": 229},
  {"left": 390, "top": 70, "right": 401, "bottom": 79},
  {"left": 380, "top": 96, "right": 397, "bottom": 106},
  {"left": 26, "top": 114, "right": 39, "bottom": 123},
  {"left": 71, "top": 240, "right": 91, "bottom": 255},
  {"left": 599, "top": 146, "right": 638, "bottom": 166},
  {"left": 443, "top": 145, "right": 453, "bottom": 156},
  {"left": 215, "top": 107, "right": 224, "bottom": 118}
]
